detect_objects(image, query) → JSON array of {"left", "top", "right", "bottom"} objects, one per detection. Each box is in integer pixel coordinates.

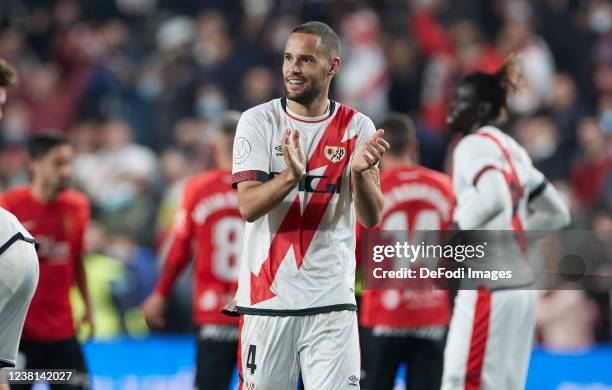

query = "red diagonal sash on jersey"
[
  {"left": 250, "top": 106, "right": 358, "bottom": 305},
  {"left": 476, "top": 131, "right": 527, "bottom": 253}
]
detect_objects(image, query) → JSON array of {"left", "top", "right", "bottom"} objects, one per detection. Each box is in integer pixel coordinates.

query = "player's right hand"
[
  {"left": 282, "top": 128, "right": 306, "bottom": 181},
  {"left": 140, "top": 292, "right": 167, "bottom": 328}
]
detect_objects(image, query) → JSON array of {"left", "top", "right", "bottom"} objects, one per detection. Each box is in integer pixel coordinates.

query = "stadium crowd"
[{"left": 0, "top": 0, "right": 610, "bottom": 348}]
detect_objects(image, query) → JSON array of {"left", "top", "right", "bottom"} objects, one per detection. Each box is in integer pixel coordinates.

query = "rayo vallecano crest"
[{"left": 324, "top": 145, "right": 346, "bottom": 163}]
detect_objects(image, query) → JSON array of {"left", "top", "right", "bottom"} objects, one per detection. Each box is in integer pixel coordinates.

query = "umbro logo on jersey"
[
  {"left": 274, "top": 145, "right": 283, "bottom": 156},
  {"left": 324, "top": 146, "right": 346, "bottom": 163},
  {"left": 348, "top": 375, "right": 359, "bottom": 386}
]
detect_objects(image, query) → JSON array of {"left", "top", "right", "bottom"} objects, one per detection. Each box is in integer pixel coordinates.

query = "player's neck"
[
  {"left": 471, "top": 118, "right": 499, "bottom": 133},
  {"left": 383, "top": 153, "right": 415, "bottom": 170},
  {"left": 286, "top": 94, "right": 330, "bottom": 118},
  {"left": 30, "top": 182, "right": 59, "bottom": 203}
]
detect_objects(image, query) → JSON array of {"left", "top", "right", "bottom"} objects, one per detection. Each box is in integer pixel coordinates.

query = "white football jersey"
[
  {"left": 232, "top": 98, "right": 376, "bottom": 314},
  {"left": 452, "top": 126, "right": 547, "bottom": 289},
  {"left": 0, "top": 207, "right": 35, "bottom": 294}
]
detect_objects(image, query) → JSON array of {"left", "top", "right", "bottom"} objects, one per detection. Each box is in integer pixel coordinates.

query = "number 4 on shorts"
[{"left": 246, "top": 345, "right": 257, "bottom": 374}]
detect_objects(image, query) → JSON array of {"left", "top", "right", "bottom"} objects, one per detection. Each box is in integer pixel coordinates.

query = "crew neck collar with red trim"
[{"left": 280, "top": 97, "right": 337, "bottom": 123}]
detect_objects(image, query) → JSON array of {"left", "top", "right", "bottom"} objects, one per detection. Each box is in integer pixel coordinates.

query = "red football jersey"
[
  {"left": 359, "top": 165, "right": 455, "bottom": 329},
  {"left": 155, "top": 169, "right": 241, "bottom": 325},
  {"left": 0, "top": 187, "right": 89, "bottom": 341}
]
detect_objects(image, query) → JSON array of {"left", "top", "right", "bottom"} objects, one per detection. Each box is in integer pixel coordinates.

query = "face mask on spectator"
[
  {"left": 1, "top": 117, "right": 29, "bottom": 144},
  {"left": 195, "top": 94, "right": 226, "bottom": 118},
  {"left": 528, "top": 133, "right": 557, "bottom": 160},
  {"left": 242, "top": 0, "right": 273, "bottom": 18},
  {"left": 138, "top": 75, "right": 162, "bottom": 100},
  {"left": 589, "top": 6, "right": 612, "bottom": 34},
  {"left": 600, "top": 110, "right": 612, "bottom": 134},
  {"left": 101, "top": 182, "right": 136, "bottom": 211}
]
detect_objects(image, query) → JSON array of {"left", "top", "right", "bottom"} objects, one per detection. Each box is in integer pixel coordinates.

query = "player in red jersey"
[
  {"left": 359, "top": 113, "right": 455, "bottom": 390},
  {"left": 141, "top": 111, "right": 243, "bottom": 390},
  {"left": 1, "top": 133, "right": 91, "bottom": 390}
]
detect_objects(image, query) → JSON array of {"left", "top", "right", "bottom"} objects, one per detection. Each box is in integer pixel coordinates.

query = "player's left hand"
[
  {"left": 140, "top": 292, "right": 167, "bottom": 328},
  {"left": 351, "top": 129, "right": 389, "bottom": 174}
]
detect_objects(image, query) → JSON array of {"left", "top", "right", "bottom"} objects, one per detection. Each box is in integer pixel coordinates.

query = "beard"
[
  {"left": 284, "top": 74, "right": 326, "bottom": 106},
  {"left": 55, "top": 177, "right": 71, "bottom": 193}
]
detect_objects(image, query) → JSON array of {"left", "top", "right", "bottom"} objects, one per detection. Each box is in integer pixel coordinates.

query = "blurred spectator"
[
  {"left": 588, "top": 1, "right": 612, "bottom": 36},
  {"left": 0, "top": 144, "right": 28, "bottom": 191},
  {"left": 153, "top": 148, "right": 190, "bottom": 246},
  {"left": 172, "top": 117, "right": 211, "bottom": 171},
  {"left": 498, "top": 0, "right": 556, "bottom": 114},
  {"left": 236, "top": 65, "right": 277, "bottom": 110},
  {"left": 385, "top": 37, "right": 422, "bottom": 115},
  {"left": 570, "top": 118, "right": 611, "bottom": 211},
  {"left": 550, "top": 73, "right": 589, "bottom": 142},
  {"left": 0, "top": 99, "right": 31, "bottom": 146},
  {"left": 106, "top": 233, "right": 157, "bottom": 334},
  {"left": 537, "top": 290, "right": 599, "bottom": 351},
  {"left": 19, "top": 60, "right": 92, "bottom": 132},
  {"left": 595, "top": 32, "right": 612, "bottom": 90},
  {"left": 337, "top": 9, "right": 389, "bottom": 122},
  {"left": 512, "top": 113, "right": 568, "bottom": 180},
  {"left": 410, "top": 2, "right": 503, "bottom": 130},
  {"left": 193, "top": 83, "right": 227, "bottom": 119}
]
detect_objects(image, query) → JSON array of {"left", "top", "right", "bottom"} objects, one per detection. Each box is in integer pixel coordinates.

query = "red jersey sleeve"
[
  {"left": 76, "top": 195, "right": 91, "bottom": 256},
  {"left": 0, "top": 192, "right": 16, "bottom": 212},
  {"left": 155, "top": 179, "right": 198, "bottom": 298}
]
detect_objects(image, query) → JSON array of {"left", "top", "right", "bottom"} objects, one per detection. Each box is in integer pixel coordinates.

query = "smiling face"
[{"left": 282, "top": 32, "right": 339, "bottom": 106}]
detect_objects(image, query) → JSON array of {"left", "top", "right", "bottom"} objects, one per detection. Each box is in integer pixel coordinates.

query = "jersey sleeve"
[
  {"left": 351, "top": 113, "right": 379, "bottom": 172},
  {"left": 453, "top": 135, "right": 503, "bottom": 188},
  {"left": 439, "top": 174, "right": 457, "bottom": 229},
  {"left": 232, "top": 109, "right": 270, "bottom": 188},
  {"left": 155, "top": 180, "right": 196, "bottom": 297},
  {"left": 354, "top": 113, "right": 377, "bottom": 149},
  {"left": 171, "top": 179, "right": 196, "bottom": 240},
  {"left": 75, "top": 196, "right": 91, "bottom": 256},
  {"left": 525, "top": 165, "right": 547, "bottom": 200}
]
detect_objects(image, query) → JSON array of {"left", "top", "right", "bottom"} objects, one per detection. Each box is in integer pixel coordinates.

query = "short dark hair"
[
  {"left": 211, "top": 110, "right": 241, "bottom": 139},
  {"left": 28, "top": 132, "right": 71, "bottom": 160},
  {"left": 291, "top": 21, "right": 340, "bottom": 57},
  {"left": 0, "top": 59, "right": 18, "bottom": 88},
  {"left": 377, "top": 113, "right": 417, "bottom": 157}
]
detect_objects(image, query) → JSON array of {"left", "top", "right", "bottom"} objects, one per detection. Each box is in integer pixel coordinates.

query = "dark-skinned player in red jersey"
[
  {"left": 358, "top": 113, "right": 455, "bottom": 390},
  {"left": 0, "top": 133, "right": 92, "bottom": 390},
  {"left": 141, "top": 111, "right": 243, "bottom": 390}
]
